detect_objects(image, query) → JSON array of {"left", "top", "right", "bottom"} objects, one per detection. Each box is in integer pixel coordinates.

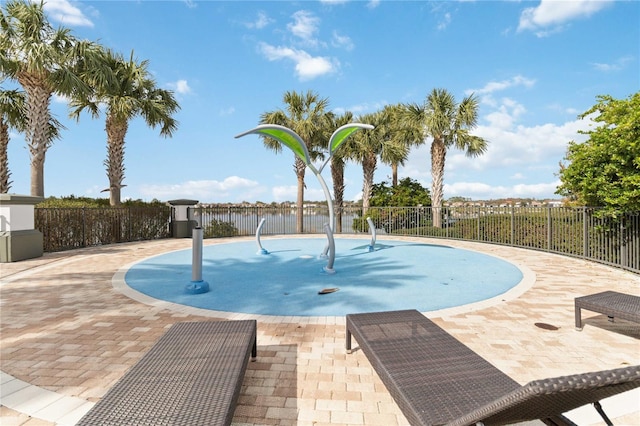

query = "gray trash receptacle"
[{"left": 168, "top": 199, "right": 199, "bottom": 238}]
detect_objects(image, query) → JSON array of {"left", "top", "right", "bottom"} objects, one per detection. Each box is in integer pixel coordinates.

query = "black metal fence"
[
  {"left": 34, "top": 205, "right": 639, "bottom": 274},
  {"left": 35, "top": 206, "right": 171, "bottom": 252},
  {"left": 360, "top": 206, "right": 640, "bottom": 274}
]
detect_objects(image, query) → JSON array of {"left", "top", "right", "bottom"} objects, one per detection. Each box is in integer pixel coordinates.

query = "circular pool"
[{"left": 124, "top": 237, "right": 524, "bottom": 317}]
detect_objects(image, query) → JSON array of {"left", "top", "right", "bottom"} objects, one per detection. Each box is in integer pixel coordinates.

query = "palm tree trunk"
[
  {"left": 295, "top": 156, "right": 305, "bottom": 233},
  {"left": 20, "top": 78, "right": 52, "bottom": 197},
  {"left": 0, "top": 120, "right": 10, "bottom": 193},
  {"left": 105, "top": 115, "right": 128, "bottom": 207},
  {"left": 431, "top": 138, "right": 446, "bottom": 228},
  {"left": 331, "top": 157, "right": 345, "bottom": 233},
  {"left": 391, "top": 162, "right": 398, "bottom": 187},
  {"left": 361, "top": 152, "right": 377, "bottom": 216}
]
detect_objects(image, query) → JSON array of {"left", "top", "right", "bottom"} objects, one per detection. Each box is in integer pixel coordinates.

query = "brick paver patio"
[{"left": 1, "top": 236, "right": 639, "bottom": 425}]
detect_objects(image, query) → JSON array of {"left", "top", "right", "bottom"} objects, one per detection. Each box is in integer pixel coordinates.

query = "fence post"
[
  {"left": 477, "top": 207, "right": 481, "bottom": 241},
  {"left": 547, "top": 207, "right": 552, "bottom": 251},
  {"left": 621, "top": 220, "right": 627, "bottom": 269},
  {"left": 583, "top": 208, "right": 589, "bottom": 259},
  {"left": 510, "top": 206, "right": 515, "bottom": 246},
  {"left": 82, "top": 207, "right": 86, "bottom": 248}
]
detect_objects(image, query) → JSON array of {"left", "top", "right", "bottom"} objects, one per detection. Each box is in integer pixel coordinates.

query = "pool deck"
[{"left": 1, "top": 235, "right": 639, "bottom": 425}]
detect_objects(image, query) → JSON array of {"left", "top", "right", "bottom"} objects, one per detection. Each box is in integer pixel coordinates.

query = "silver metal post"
[{"left": 185, "top": 227, "right": 209, "bottom": 294}]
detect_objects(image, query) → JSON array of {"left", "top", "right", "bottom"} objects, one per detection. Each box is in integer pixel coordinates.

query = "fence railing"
[
  {"left": 34, "top": 205, "right": 639, "bottom": 274},
  {"left": 35, "top": 206, "right": 171, "bottom": 252}
]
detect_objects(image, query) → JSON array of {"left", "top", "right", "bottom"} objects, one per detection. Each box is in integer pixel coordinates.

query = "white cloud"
[
  {"left": 437, "top": 12, "right": 452, "bottom": 31},
  {"left": 43, "top": 0, "right": 93, "bottom": 27},
  {"left": 245, "top": 11, "right": 273, "bottom": 29},
  {"left": 367, "top": 1, "right": 381, "bottom": 9},
  {"left": 288, "top": 10, "right": 320, "bottom": 45},
  {"left": 52, "top": 93, "right": 70, "bottom": 104},
  {"left": 333, "top": 100, "right": 388, "bottom": 116},
  {"left": 591, "top": 55, "right": 634, "bottom": 72},
  {"left": 168, "top": 79, "right": 191, "bottom": 95},
  {"left": 467, "top": 75, "right": 536, "bottom": 97},
  {"left": 453, "top": 116, "right": 589, "bottom": 171},
  {"left": 443, "top": 181, "right": 561, "bottom": 200},
  {"left": 183, "top": 0, "right": 197, "bottom": 9},
  {"left": 272, "top": 185, "right": 298, "bottom": 203},
  {"left": 139, "top": 176, "right": 264, "bottom": 202},
  {"left": 258, "top": 42, "right": 337, "bottom": 81},
  {"left": 332, "top": 31, "right": 354, "bottom": 51},
  {"left": 518, "top": 0, "right": 614, "bottom": 36},
  {"left": 484, "top": 98, "right": 527, "bottom": 130},
  {"left": 272, "top": 185, "right": 326, "bottom": 203}
]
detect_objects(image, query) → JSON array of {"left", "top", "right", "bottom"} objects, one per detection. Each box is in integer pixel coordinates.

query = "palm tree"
[
  {"left": 260, "top": 90, "right": 330, "bottom": 233},
  {"left": 0, "top": 0, "right": 107, "bottom": 197},
  {"left": 70, "top": 49, "right": 179, "bottom": 206},
  {"left": 378, "top": 103, "right": 422, "bottom": 187},
  {"left": 348, "top": 109, "right": 406, "bottom": 215},
  {"left": 0, "top": 88, "right": 25, "bottom": 193},
  {"left": 402, "top": 88, "right": 487, "bottom": 227},
  {"left": 0, "top": 86, "right": 63, "bottom": 193},
  {"left": 326, "top": 111, "right": 353, "bottom": 233}
]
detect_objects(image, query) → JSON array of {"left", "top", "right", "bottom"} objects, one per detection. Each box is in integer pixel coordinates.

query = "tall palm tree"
[
  {"left": 0, "top": 86, "right": 63, "bottom": 193},
  {"left": 70, "top": 49, "right": 179, "bottom": 206},
  {"left": 0, "top": 88, "right": 25, "bottom": 193},
  {"left": 347, "top": 109, "right": 405, "bottom": 215},
  {"left": 260, "top": 90, "right": 330, "bottom": 233},
  {"left": 378, "top": 103, "right": 422, "bottom": 187},
  {"left": 0, "top": 0, "right": 107, "bottom": 197},
  {"left": 326, "top": 111, "right": 353, "bottom": 233},
  {"left": 402, "top": 88, "right": 487, "bottom": 227}
]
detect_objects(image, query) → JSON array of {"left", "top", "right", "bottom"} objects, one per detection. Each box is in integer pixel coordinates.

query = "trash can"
[{"left": 168, "top": 199, "right": 199, "bottom": 238}]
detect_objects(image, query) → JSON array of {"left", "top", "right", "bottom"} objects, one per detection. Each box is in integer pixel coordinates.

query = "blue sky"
[{"left": 5, "top": 0, "right": 639, "bottom": 203}]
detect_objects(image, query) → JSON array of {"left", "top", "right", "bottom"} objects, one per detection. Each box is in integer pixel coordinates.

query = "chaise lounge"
[
  {"left": 574, "top": 290, "right": 640, "bottom": 331},
  {"left": 346, "top": 309, "right": 640, "bottom": 426},
  {"left": 77, "top": 320, "right": 257, "bottom": 426}
]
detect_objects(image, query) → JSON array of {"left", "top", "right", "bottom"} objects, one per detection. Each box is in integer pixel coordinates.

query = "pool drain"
[{"left": 534, "top": 322, "right": 559, "bottom": 331}]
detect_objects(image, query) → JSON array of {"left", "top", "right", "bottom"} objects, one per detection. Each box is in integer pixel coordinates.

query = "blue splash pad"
[{"left": 125, "top": 238, "right": 523, "bottom": 316}]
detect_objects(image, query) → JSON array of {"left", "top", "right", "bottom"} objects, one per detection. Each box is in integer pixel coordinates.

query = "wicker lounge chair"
[
  {"left": 346, "top": 309, "right": 640, "bottom": 426},
  {"left": 77, "top": 320, "right": 257, "bottom": 426},
  {"left": 575, "top": 290, "right": 640, "bottom": 330}
]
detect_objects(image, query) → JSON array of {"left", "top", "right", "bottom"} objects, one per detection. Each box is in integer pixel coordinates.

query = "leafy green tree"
[
  {"left": 354, "top": 177, "right": 431, "bottom": 233},
  {"left": 402, "top": 88, "right": 487, "bottom": 227},
  {"left": 260, "top": 90, "right": 330, "bottom": 232},
  {"left": 347, "top": 108, "right": 407, "bottom": 214},
  {"left": 370, "top": 177, "right": 431, "bottom": 207},
  {"left": 556, "top": 92, "right": 640, "bottom": 215},
  {"left": 0, "top": 0, "right": 109, "bottom": 196},
  {"left": 203, "top": 219, "right": 238, "bottom": 238},
  {"left": 70, "top": 49, "right": 179, "bottom": 206}
]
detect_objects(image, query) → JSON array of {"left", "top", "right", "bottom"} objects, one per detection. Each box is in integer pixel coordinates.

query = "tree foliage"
[
  {"left": 70, "top": 48, "right": 179, "bottom": 207},
  {"left": 260, "top": 90, "right": 330, "bottom": 232},
  {"left": 0, "top": 0, "right": 107, "bottom": 196},
  {"left": 401, "top": 88, "right": 487, "bottom": 227},
  {"left": 36, "top": 195, "right": 165, "bottom": 208},
  {"left": 556, "top": 92, "right": 640, "bottom": 215},
  {"left": 370, "top": 177, "right": 431, "bottom": 207}
]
